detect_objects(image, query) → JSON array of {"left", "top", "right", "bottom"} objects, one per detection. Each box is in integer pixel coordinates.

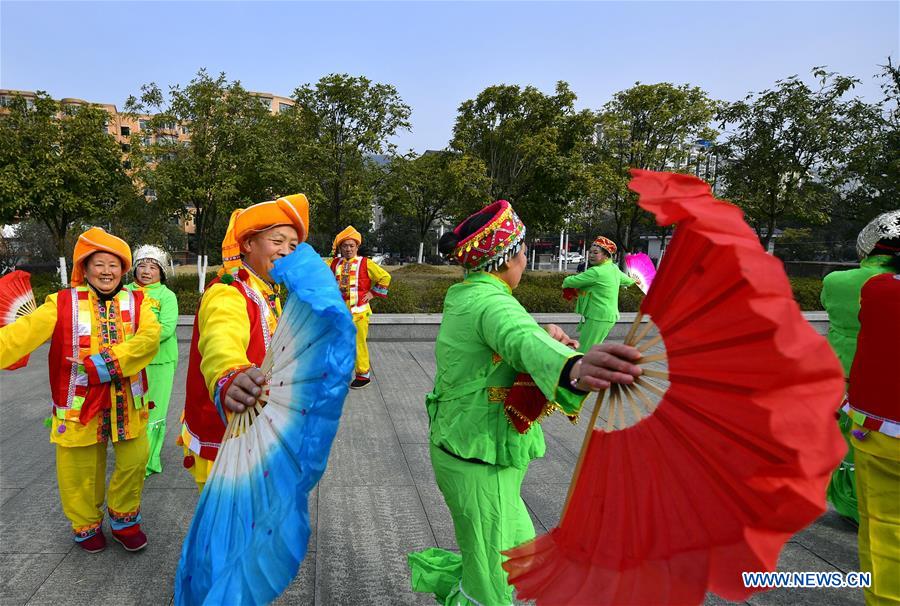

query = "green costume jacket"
[
  {"left": 427, "top": 272, "right": 587, "bottom": 470},
  {"left": 125, "top": 281, "right": 179, "bottom": 365},
  {"left": 562, "top": 260, "right": 635, "bottom": 321},
  {"left": 820, "top": 255, "right": 894, "bottom": 376}
]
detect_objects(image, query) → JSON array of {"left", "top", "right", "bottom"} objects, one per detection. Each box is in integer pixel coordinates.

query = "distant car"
[
  {"left": 561, "top": 252, "right": 584, "bottom": 264},
  {"left": 371, "top": 253, "right": 389, "bottom": 264}
]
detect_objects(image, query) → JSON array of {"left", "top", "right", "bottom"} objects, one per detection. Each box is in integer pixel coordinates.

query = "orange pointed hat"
[
  {"left": 332, "top": 226, "right": 362, "bottom": 255},
  {"left": 70, "top": 227, "right": 132, "bottom": 286},
  {"left": 221, "top": 194, "right": 310, "bottom": 272}
]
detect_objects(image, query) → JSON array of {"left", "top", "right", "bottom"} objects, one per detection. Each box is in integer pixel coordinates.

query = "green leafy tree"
[
  {"left": 379, "top": 151, "right": 491, "bottom": 262},
  {"left": 717, "top": 68, "right": 867, "bottom": 249},
  {"left": 450, "top": 81, "right": 596, "bottom": 233},
  {"left": 591, "top": 83, "right": 719, "bottom": 252},
  {"left": 0, "top": 92, "right": 135, "bottom": 262},
  {"left": 125, "top": 69, "right": 278, "bottom": 259},
  {"left": 278, "top": 74, "right": 411, "bottom": 249},
  {"left": 837, "top": 59, "right": 899, "bottom": 223}
]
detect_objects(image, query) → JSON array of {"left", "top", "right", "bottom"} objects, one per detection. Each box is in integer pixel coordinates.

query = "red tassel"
[
  {"left": 562, "top": 288, "right": 578, "bottom": 302},
  {"left": 183, "top": 455, "right": 195, "bottom": 469}
]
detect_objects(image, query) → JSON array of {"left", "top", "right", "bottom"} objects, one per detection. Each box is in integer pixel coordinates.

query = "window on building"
[
  {"left": 120, "top": 126, "right": 130, "bottom": 137},
  {"left": 181, "top": 125, "right": 190, "bottom": 135},
  {"left": 279, "top": 102, "right": 292, "bottom": 113},
  {"left": 121, "top": 143, "right": 131, "bottom": 153},
  {"left": 123, "top": 160, "right": 132, "bottom": 169},
  {"left": 142, "top": 136, "right": 151, "bottom": 146},
  {"left": 143, "top": 187, "right": 157, "bottom": 198},
  {"left": 0, "top": 96, "right": 11, "bottom": 107},
  {"left": 139, "top": 119, "right": 150, "bottom": 131},
  {"left": 258, "top": 97, "right": 273, "bottom": 109}
]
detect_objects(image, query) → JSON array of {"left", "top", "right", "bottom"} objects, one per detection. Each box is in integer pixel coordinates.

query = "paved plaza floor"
[{"left": 1, "top": 340, "right": 862, "bottom": 605}]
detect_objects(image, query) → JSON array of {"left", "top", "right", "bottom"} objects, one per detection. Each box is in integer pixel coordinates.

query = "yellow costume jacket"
[{"left": 0, "top": 286, "right": 160, "bottom": 447}]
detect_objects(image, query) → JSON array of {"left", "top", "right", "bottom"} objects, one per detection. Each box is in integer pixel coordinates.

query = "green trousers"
[
  {"left": 827, "top": 408, "right": 859, "bottom": 524},
  {"left": 576, "top": 318, "right": 615, "bottom": 353},
  {"left": 408, "top": 444, "right": 534, "bottom": 606},
  {"left": 144, "top": 361, "right": 176, "bottom": 476}
]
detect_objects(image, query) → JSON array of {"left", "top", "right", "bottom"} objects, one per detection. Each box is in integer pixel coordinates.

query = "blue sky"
[{"left": 2, "top": 1, "right": 897, "bottom": 153}]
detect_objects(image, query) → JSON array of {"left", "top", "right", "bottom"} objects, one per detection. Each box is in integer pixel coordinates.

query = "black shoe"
[{"left": 350, "top": 377, "right": 371, "bottom": 389}]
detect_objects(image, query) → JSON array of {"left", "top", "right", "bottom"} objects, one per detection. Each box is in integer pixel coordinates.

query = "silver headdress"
[
  {"left": 857, "top": 210, "right": 900, "bottom": 259},
  {"left": 132, "top": 244, "right": 172, "bottom": 278}
]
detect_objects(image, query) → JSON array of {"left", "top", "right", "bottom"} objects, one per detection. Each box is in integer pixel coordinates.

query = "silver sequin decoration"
[{"left": 857, "top": 209, "right": 900, "bottom": 259}]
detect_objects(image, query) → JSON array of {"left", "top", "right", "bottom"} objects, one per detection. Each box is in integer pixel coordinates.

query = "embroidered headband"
[
  {"left": 592, "top": 236, "right": 617, "bottom": 256},
  {"left": 448, "top": 200, "right": 526, "bottom": 272}
]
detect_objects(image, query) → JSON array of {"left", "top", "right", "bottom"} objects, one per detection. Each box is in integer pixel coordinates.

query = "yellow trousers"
[
  {"left": 183, "top": 447, "right": 215, "bottom": 493},
  {"left": 56, "top": 433, "right": 148, "bottom": 541},
  {"left": 854, "top": 424, "right": 900, "bottom": 605},
  {"left": 353, "top": 311, "right": 371, "bottom": 377}
]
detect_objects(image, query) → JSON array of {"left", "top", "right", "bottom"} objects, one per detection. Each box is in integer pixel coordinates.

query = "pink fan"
[
  {"left": 0, "top": 270, "right": 37, "bottom": 370},
  {"left": 625, "top": 253, "right": 656, "bottom": 294}
]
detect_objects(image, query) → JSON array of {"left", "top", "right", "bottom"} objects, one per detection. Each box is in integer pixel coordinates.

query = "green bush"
[
  {"left": 790, "top": 277, "right": 824, "bottom": 311},
  {"left": 108, "top": 270, "right": 826, "bottom": 316}
]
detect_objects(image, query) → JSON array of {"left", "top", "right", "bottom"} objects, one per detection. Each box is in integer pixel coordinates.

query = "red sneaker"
[
  {"left": 77, "top": 531, "right": 106, "bottom": 553},
  {"left": 111, "top": 525, "right": 148, "bottom": 552}
]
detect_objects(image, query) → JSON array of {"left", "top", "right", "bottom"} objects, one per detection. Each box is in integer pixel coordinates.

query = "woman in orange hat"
[
  {"left": 180, "top": 194, "right": 309, "bottom": 490},
  {"left": 562, "top": 235, "right": 635, "bottom": 352},
  {"left": 0, "top": 227, "right": 161, "bottom": 553}
]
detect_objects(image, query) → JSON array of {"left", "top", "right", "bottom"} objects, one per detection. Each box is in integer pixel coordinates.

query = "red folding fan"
[
  {"left": 502, "top": 170, "right": 847, "bottom": 605},
  {"left": 0, "top": 270, "right": 37, "bottom": 370}
]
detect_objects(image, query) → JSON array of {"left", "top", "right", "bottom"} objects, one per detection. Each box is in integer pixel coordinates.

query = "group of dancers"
[{"left": 1, "top": 194, "right": 897, "bottom": 605}]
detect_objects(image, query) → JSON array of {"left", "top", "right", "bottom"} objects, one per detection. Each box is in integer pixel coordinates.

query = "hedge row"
[{"left": 28, "top": 265, "right": 826, "bottom": 314}]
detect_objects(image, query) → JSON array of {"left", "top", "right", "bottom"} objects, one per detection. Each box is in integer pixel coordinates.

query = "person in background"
[
  {"left": 126, "top": 245, "right": 179, "bottom": 477},
  {"left": 562, "top": 236, "right": 635, "bottom": 353},
  {"left": 0, "top": 228, "right": 160, "bottom": 553},
  {"left": 844, "top": 224, "right": 900, "bottom": 604},
  {"left": 327, "top": 226, "right": 391, "bottom": 389},
  {"left": 820, "top": 209, "right": 899, "bottom": 525}
]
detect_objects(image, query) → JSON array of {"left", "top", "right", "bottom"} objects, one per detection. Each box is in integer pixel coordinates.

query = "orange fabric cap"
[
  {"left": 221, "top": 194, "right": 310, "bottom": 272},
  {"left": 70, "top": 227, "right": 132, "bottom": 287},
  {"left": 332, "top": 225, "right": 362, "bottom": 255}
]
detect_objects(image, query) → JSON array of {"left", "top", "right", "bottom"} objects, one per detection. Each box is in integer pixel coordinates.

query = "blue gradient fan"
[{"left": 175, "top": 244, "right": 356, "bottom": 605}]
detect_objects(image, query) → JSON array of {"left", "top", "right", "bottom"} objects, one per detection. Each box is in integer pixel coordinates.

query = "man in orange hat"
[
  {"left": 0, "top": 227, "right": 160, "bottom": 553},
  {"left": 562, "top": 235, "right": 635, "bottom": 352},
  {"left": 327, "top": 225, "right": 391, "bottom": 388},
  {"left": 180, "top": 194, "right": 309, "bottom": 490}
]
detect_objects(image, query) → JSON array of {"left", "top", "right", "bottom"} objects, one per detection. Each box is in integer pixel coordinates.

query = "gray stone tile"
[
  {"left": 25, "top": 532, "right": 181, "bottom": 606},
  {"left": 0, "top": 484, "right": 71, "bottom": 554},
  {"left": 0, "top": 553, "right": 66, "bottom": 606},
  {"left": 792, "top": 508, "right": 860, "bottom": 573},
  {"left": 370, "top": 343, "right": 432, "bottom": 445},
  {"left": 406, "top": 342, "right": 437, "bottom": 381},
  {"left": 400, "top": 442, "right": 433, "bottom": 485},
  {"left": 0, "top": 488, "right": 22, "bottom": 506},
  {"left": 320, "top": 379, "right": 413, "bottom": 488},
  {"left": 413, "top": 481, "right": 457, "bottom": 551},
  {"left": 520, "top": 482, "right": 568, "bottom": 532},
  {"left": 272, "top": 555, "right": 315, "bottom": 606},
  {"left": 746, "top": 542, "right": 864, "bottom": 606},
  {"left": 523, "top": 431, "right": 578, "bottom": 485},
  {"left": 316, "top": 484, "right": 435, "bottom": 605}
]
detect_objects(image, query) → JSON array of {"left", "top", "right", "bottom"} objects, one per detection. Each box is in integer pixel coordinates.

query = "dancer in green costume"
[
  {"left": 126, "top": 245, "right": 179, "bottom": 477},
  {"left": 408, "top": 200, "right": 643, "bottom": 606},
  {"left": 562, "top": 235, "right": 635, "bottom": 353},
  {"left": 820, "top": 210, "right": 899, "bottom": 524}
]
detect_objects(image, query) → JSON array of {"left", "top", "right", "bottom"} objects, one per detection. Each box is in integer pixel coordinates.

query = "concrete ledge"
[{"left": 178, "top": 312, "right": 829, "bottom": 342}]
